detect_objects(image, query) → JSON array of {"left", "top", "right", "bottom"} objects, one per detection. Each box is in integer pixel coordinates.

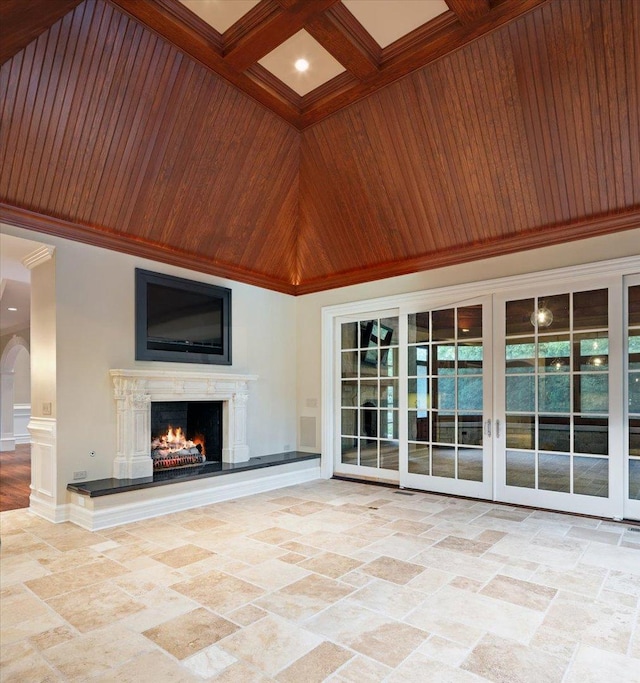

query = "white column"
[{"left": 0, "top": 370, "right": 16, "bottom": 451}]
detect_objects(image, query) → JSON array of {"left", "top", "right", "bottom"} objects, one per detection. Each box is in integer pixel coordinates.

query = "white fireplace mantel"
[{"left": 110, "top": 369, "right": 258, "bottom": 480}]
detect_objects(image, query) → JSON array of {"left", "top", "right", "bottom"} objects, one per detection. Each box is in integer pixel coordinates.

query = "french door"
[
  {"left": 400, "top": 297, "right": 493, "bottom": 500},
  {"left": 494, "top": 282, "right": 619, "bottom": 518},
  {"left": 332, "top": 275, "right": 639, "bottom": 520},
  {"left": 626, "top": 276, "right": 640, "bottom": 520}
]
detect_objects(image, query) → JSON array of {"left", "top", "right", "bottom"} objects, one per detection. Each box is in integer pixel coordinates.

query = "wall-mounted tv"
[{"left": 135, "top": 269, "right": 231, "bottom": 365}]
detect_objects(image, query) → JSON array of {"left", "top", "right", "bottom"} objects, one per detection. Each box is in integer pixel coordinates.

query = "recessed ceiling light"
[
  {"left": 7, "top": 307, "right": 17, "bottom": 311},
  {"left": 294, "top": 58, "right": 309, "bottom": 72}
]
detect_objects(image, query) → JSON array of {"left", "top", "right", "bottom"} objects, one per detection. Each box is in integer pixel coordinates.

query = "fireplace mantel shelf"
[{"left": 68, "top": 451, "right": 320, "bottom": 497}]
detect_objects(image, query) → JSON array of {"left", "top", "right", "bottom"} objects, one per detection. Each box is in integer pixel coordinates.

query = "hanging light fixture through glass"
[{"left": 530, "top": 302, "right": 553, "bottom": 328}]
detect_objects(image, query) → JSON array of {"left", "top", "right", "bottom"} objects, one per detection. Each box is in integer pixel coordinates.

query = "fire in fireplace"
[{"left": 150, "top": 401, "right": 222, "bottom": 471}]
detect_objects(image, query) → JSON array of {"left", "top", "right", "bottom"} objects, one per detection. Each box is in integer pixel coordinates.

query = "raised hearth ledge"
[
  {"left": 65, "top": 453, "right": 321, "bottom": 531},
  {"left": 110, "top": 368, "right": 258, "bottom": 480}
]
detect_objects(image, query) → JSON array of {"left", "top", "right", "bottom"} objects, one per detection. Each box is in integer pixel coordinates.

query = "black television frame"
[{"left": 135, "top": 269, "right": 232, "bottom": 365}]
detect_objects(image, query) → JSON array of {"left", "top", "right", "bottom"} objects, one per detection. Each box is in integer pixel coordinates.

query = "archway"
[{"left": 0, "top": 335, "right": 30, "bottom": 451}]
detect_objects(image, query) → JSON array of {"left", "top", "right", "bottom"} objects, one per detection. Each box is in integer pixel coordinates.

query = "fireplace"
[
  {"left": 110, "top": 369, "right": 258, "bottom": 479},
  {"left": 150, "top": 401, "right": 222, "bottom": 470}
]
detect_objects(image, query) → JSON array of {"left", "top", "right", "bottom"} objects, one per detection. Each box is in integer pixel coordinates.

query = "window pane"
[
  {"left": 408, "top": 345, "right": 429, "bottom": 376},
  {"left": 629, "top": 373, "right": 640, "bottom": 413},
  {"left": 360, "top": 350, "right": 378, "bottom": 377},
  {"left": 379, "top": 317, "right": 399, "bottom": 346},
  {"left": 432, "top": 446, "right": 455, "bottom": 478},
  {"left": 457, "top": 376, "right": 483, "bottom": 411},
  {"left": 380, "top": 379, "right": 399, "bottom": 408},
  {"left": 407, "top": 378, "right": 429, "bottom": 412},
  {"left": 408, "top": 411, "right": 429, "bottom": 442},
  {"left": 574, "top": 417, "right": 608, "bottom": 455},
  {"left": 574, "top": 374, "right": 608, "bottom": 413},
  {"left": 630, "top": 459, "right": 640, "bottom": 500},
  {"left": 432, "top": 412, "right": 455, "bottom": 443},
  {"left": 341, "top": 409, "right": 357, "bottom": 436},
  {"left": 458, "top": 414, "right": 482, "bottom": 445},
  {"left": 573, "top": 456, "right": 608, "bottom": 497},
  {"left": 379, "top": 409, "right": 398, "bottom": 439},
  {"left": 458, "top": 448, "right": 483, "bottom": 481},
  {"left": 382, "top": 347, "right": 398, "bottom": 377},
  {"left": 630, "top": 419, "right": 640, "bottom": 456},
  {"left": 629, "top": 335, "right": 640, "bottom": 370},
  {"left": 360, "top": 320, "right": 376, "bottom": 348},
  {"left": 458, "top": 343, "right": 483, "bottom": 374},
  {"left": 574, "top": 289, "right": 608, "bottom": 330},
  {"left": 538, "top": 375, "right": 570, "bottom": 413},
  {"left": 539, "top": 415, "right": 570, "bottom": 452},
  {"left": 408, "top": 443, "right": 430, "bottom": 474},
  {"left": 341, "top": 322, "right": 358, "bottom": 349},
  {"left": 574, "top": 333, "right": 609, "bottom": 371},
  {"left": 408, "top": 312, "right": 430, "bottom": 343},
  {"left": 341, "top": 438, "right": 358, "bottom": 464},
  {"left": 507, "top": 414, "right": 535, "bottom": 450},
  {"left": 434, "top": 377, "right": 455, "bottom": 410},
  {"left": 341, "top": 351, "right": 358, "bottom": 378},
  {"left": 506, "top": 451, "right": 535, "bottom": 488},
  {"left": 538, "top": 335, "right": 570, "bottom": 373},
  {"left": 629, "top": 285, "right": 640, "bottom": 326},
  {"left": 341, "top": 380, "right": 358, "bottom": 407},
  {"left": 543, "top": 293, "right": 570, "bottom": 332},
  {"left": 380, "top": 441, "right": 399, "bottom": 471},
  {"left": 538, "top": 453, "right": 570, "bottom": 492},
  {"left": 506, "top": 375, "right": 535, "bottom": 412},
  {"left": 506, "top": 299, "right": 534, "bottom": 337},
  {"left": 360, "top": 441, "right": 378, "bottom": 468},
  {"left": 360, "top": 409, "right": 377, "bottom": 438},
  {"left": 432, "top": 309, "right": 455, "bottom": 341},
  {"left": 506, "top": 338, "right": 535, "bottom": 374},
  {"left": 458, "top": 305, "right": 482, "bottom": 339},
  {"left": 360, "top": 380, "right": 378, "bottom": 404},
  {"left": 433, "top": 344, "right": 455, "bottom": 374}
]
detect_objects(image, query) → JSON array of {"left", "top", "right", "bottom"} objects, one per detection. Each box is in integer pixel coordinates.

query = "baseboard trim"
[
  {"left": 67, "top": 463, "right": 322, "bottom": 530},
  {"left": 29, "top": 495, "right": 70, "bottom": 524}
]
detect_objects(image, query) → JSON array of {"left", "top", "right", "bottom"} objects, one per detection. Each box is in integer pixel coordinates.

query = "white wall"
[
  {"left": 1, "top": 224, "right": 298, "bottom": 502},
  {"left": 295, "top": 229, "right": 640, "bottom": 454}
]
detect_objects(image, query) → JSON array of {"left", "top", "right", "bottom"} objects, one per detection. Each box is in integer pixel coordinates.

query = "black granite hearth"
[{"left": 67, "top": 451, "right": 320, "bottom": 498}]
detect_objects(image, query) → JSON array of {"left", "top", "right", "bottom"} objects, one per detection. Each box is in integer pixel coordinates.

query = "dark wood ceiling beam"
[
  {"left": 107, "top": 0, "right": 302, "bottom": 126},
  {"left": 0, "top": 0, "right": 83, "bottom": 65},
  {"left": 305, "top": 5, "right": 380, "bottom": 80},
  {"left": 223, "top": 0, "right": 341, "bottom": 71},
  {"left": 445, "top": 0, "right": 491, "bottom": 26}
]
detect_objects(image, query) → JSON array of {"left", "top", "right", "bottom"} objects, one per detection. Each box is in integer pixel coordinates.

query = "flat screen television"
[{"left": 135, "top": 269, "right": 231, "bottom": 365}]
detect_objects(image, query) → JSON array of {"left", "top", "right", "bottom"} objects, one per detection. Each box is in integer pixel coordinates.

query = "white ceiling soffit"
[
  {"left": 342, "top": 0, "right": 450, "bottom": 48},
  {"left": 179, "top": 0, "right": 260, "bottom": 33},
  {"left": 258, "top": 30, "right": 345, "bottom": 96}
]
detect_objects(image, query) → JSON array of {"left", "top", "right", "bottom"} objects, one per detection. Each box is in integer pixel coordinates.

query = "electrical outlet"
[
  {"left": 42, "top": 402, "right": 52, "bottom": 416},
  {"left": 73, "top": 470, "right": 87, "bottom": 480},
  {"left": 306, "top": 398, "right": 317, "bottom": 408},
  {"left": 284, "top": 444, "right": 290, "bottom": 451},
  {"left": 77, "top": 495, "right": 85, "bottom": 507}
]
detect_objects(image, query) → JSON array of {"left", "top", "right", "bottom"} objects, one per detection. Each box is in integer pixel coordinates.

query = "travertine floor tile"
[
  {"left": 461, "top": 633, "right": 567, "bottom": 682},
  {"left": 2, "top": 479, "right": 639, "bottom": 682},
  {"left": 143, "top": 606, "right": 238, "bottom": 659}
]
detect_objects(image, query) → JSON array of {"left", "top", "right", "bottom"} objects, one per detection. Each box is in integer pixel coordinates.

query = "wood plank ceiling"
[{"left": 0, "top": 0, "right": 638, "bottom": 294}]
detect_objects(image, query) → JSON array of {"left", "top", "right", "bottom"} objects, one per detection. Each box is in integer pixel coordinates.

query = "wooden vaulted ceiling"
[{"left": 0, "top": 0, "right": 638, "bottom": 295}]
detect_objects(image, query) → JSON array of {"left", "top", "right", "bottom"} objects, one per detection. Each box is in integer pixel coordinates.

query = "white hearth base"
[{"left": 67, "top": 458, "right": 321, "bottom": 530}]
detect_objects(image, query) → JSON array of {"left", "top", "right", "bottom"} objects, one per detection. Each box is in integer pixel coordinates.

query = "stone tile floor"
[{"left": 1, "top": 479, "right": 639, "bottom": 682}]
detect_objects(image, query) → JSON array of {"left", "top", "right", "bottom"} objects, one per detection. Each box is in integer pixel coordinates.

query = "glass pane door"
[
  {"left": 496, "top": 287, "right": 616, "bottom": 517},
  {"left": 401, "top": 298, "right": 493, "bottom": 499},
  {"left": 336, "top": 315, "right": 400, "bottom": 481},
  {"left": 626, "top": 278, "right": 640, "bottom": 520}
]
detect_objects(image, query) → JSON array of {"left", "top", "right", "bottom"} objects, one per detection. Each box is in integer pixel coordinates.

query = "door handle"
[
  {"left": 495, "top": 419, "right": 501, "bottom": 439},
  {"left": 485, "top": 419, "right": 491, "bottom": 437}
]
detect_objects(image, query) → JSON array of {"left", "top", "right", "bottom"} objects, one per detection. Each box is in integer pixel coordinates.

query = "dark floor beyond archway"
[{"left": 0, "top": 444, "right": 30, "bottom": 511}]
